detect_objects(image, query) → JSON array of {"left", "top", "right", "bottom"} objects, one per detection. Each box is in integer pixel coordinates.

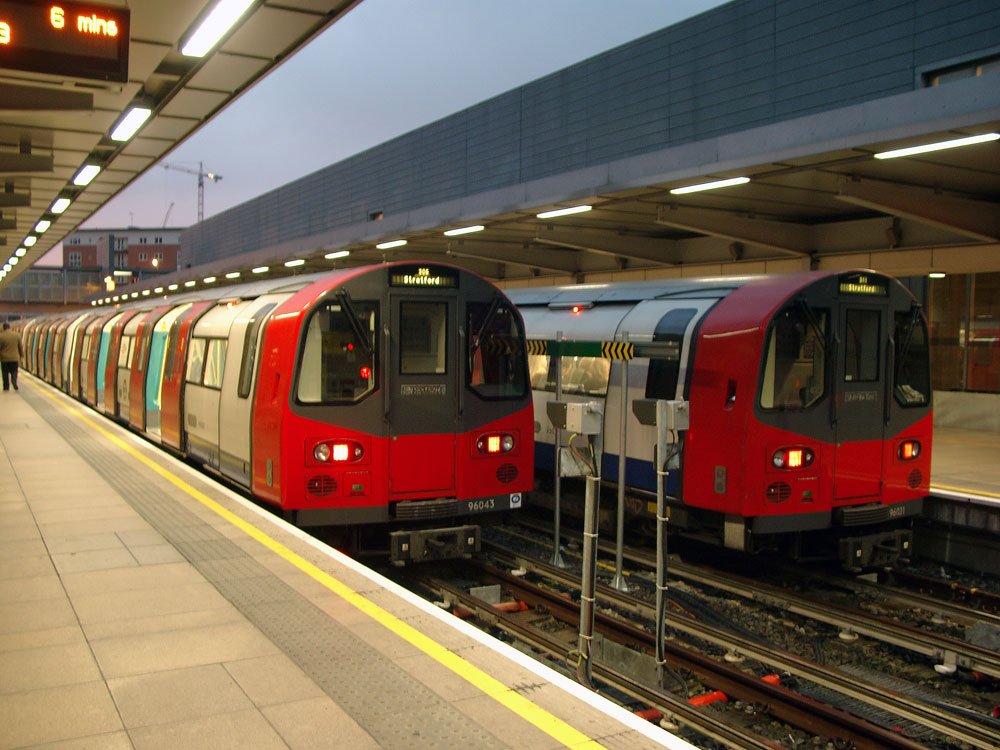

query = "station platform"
[
  {"left": 931, "top": 426, "right": 1000, "bottom": 501},
  {"left": 0, "top": 377, "right": 690, "bottom": 750}
]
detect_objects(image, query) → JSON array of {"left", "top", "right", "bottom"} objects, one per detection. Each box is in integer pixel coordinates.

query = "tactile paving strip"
[{"left": 30, "top": 391, "right": 506, "bottom": 749}]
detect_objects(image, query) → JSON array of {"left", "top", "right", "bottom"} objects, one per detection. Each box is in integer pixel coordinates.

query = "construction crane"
[{"left": 159, "top": 162, "right": 222, "bottom": 222}]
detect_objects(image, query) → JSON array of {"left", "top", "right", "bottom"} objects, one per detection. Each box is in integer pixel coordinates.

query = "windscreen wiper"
[{"left": 336, "top": 289, "right": 372, "bottom": 355}]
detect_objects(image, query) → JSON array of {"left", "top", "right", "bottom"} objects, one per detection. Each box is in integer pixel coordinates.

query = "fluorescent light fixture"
[
  {"left": 51, "top": 198, "right": 72, "bottom": 214},
  {"left": 874, "top": 132, "right": 999, "bottom": 160},
  {"left": 376, "top": 239, "right": 407, "bottom": 250},
  {"left": 110, "top": 105, "right": 153, "bottom": 142},
  {"left": 142, "top": 289, "right": 151, "bottom": 296},
  {"left": 23, "top": 236, "right": 37, "bottom": 247},
  {"left": 91, "top": 301, "right": 97, "bottom": 307},
  {"left": 325, "top": 250, "right": 350, "bottom": 260},
  {"left": 154, "top": 287, "right": 164, "bottom": 293},
  {"left": 284, "top": 259, "right": 305, "bottom": 267},
  {"left": 536, "top": 205, "right": 592, "bottom": 219},
  {"left": 9, "top": 257, "right": 17, "bottom": 266},
  {"left": 14, "top": 248, "right": 26, "bottom": 257},
  {"left": 112, "top": 270, "right": 132, "bottom": 276},
  {"left": 35, "top": 219, "right": 51, "bottom": 233},
  {"left": 131, "top": 292, "right": 139, "bottom": 298},
  {"left": 168, "top": 283, "right": 179, "bottom": 291},
  {"left": 443, "top": 224, "right": 485, "bottom": 237},
  {"left": 184, "top": 280, "right": 196, "bottom": 287},
  {"left": 2, "top": 264, "right": 9, "bottom": 272},
  {"left": 670, "top": 176, "right": 750, "bottom": 194},
  {"left": 928, "top": 272, "right": 947, "bottom": 279},
  {"left": 112, "top": 295, "right": 120, "bottom": 302},
  {"left": 73, "top": 164, "right": 101, "bottom": 186},
  {"left": 203, "top": 276, "right": 217, "bottom": 283},
  {"left": 181, "top": 0, "right": 256, "bottom": 57},
  {"left": 225, "top": 271, "right": 240, "bottom": 279},
  {"left": 252, "top": 265, "right": 269, "bottom": 274}
]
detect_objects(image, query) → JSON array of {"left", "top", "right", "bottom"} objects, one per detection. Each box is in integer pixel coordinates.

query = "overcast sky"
[{"left": 81, "top": 0, "right": 724, "bottom": 233}]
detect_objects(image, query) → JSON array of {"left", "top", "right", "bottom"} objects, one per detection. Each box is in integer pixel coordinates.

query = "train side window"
[
  {"left": 528, "top": 354, "right": 551, "bottom": 390},
  {"left": 646, "top": 308, "right": 696, "bottom": 400},
  {"left": 118, "top": 335, "right": 133, "bottom": 368},
  {"left": 400, "top": 302, "right": 447, "bottom": 375},
  {"left": 296, "top": 301, "right": 377, "bottom": 404},
  {"left": 844, "top": 309, "right": 880, "bottom": 382},
  {"left": 467, "top": 300, "right": 528, "bottom": 399},
  {"left": 894, "top": 311, "right": 930, "bottom": 406},
  {"left": 164, "top": 322, "right": 182, "bottom": 382},
  {"left": 561, "top": 356, "right": 609, "bottom": 397},
  {"left": 186, "top": 337, "right": 206, "bottom": 384},
  {"left": 203, "top": 339, "right": 227, "bottom": 389},
  {"left": 238, "top": 304, "right": 276, "bottom": 399},
  {"left": 759, "top": 307, "right": 827, "bottom": 410}
]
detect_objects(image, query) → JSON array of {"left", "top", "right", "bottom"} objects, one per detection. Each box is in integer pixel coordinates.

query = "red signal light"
[
  {"left": 359, "top": 366, "right": 371, "bottom": 380},
  {"left": 571, "top": 305, "right": 582, "bottom": 315}
]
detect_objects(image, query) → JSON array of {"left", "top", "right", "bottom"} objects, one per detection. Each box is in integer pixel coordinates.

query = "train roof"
[{"left": 505, "top": 275, "right": 761, "bottom": 307}]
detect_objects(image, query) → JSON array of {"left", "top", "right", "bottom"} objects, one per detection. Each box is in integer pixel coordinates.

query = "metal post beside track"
[
  {"left": 551, "top": 330, "right": 566, "bottom": 568},
  {"left": 577, "top": 474, "right": 600, "bottom": 689},
  {"left": 655, "top": 399, "right": 669, "bottom": 681},
  {"left": 612, "top": 331, "right": 629, "bottom": 592}
]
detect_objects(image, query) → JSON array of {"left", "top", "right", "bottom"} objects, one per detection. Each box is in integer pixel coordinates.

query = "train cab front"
[
  {"left": 743, "top": 271, "right": 932, "bottom": 569},
  {"left": 262, "top": 263, "right": 533, "bottom": 565}
]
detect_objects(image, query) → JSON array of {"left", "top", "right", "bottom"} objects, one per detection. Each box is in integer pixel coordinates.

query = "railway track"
[{"left": 386, "top": 520, "right": 1000, "bottom": 748}]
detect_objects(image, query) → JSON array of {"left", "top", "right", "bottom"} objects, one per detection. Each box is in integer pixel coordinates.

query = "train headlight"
[
  {"left": 898, "top": 440, "right": 921, "bottom": 460},
  {"left": 772, "top": 447, "right": 815, "bottom": 470},
  {"left": 477, "top": 433, "right": 515, "bottom": 454},
  {"left": 312, "top": 441, "right": 364, "bottom": 463}
]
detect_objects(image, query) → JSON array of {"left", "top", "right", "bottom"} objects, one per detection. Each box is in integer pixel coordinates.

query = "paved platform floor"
[
  {"left": 1, "top": 378, "right": 688, "bottom": 750},
  {"left": 931, "top": 426, "right": 1000, "bottom": 499}
]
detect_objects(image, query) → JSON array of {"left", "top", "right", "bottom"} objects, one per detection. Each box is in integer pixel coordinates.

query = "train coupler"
[
  {"left": 390, "top": 524, "right": 480, "bottom": 566},
  {"left": 839, "top": 528, "right": 913, "bottom": 570}
]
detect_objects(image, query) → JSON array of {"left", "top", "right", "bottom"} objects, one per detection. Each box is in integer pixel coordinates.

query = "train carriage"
[
  {"left": 23, "top": 262, "right": 533, "bottom": 563},
  {"left": 508, "top": 269, "right": 931, "bottom": 568}
]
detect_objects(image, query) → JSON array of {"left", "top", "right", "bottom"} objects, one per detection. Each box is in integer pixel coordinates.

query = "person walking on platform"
[{"left": 0, "top": 322, "right": 23, "bottom": 391}]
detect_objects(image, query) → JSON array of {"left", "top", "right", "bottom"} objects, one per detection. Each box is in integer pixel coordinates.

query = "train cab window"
[
  {"left": 400, "top": 302, "right": 447, "bottom": 375},
  {"left": 467, "top": 300, "right": 528, "bottom": 399},
  {"left": 894, "top": 311, "right": 930, "bottom": 407},
  {"left": 844, "top": 309, "right": 880, "bottom": 382},
  {"left": 186, "top": 337, "right": 206, "bottom": 384},
  {"left": 760, "top": 306, "right": 827, "bottom": 410},
  {"left": 203, "top": 339, "right": 227, "bottom": 389},
  {"left": 297, "top": 301, "right": 377, "bottom": 404},
  {"left": 646, "top": 308, "right": 696, "bottom": 400}
]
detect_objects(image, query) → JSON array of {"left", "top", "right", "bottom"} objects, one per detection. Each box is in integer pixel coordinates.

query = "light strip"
[
  {"left": 142, "top": 289, "right": 151, "bottom": 296},
  {"left": 284, "top": 259, "right": 305, "bottom": 267},
  {"left": 110, "top": 106, "right": 153, "bottom": 142},
  {"left": 376, "top": 239, "right": 407, "bottom": 250},
  {"left": 536, "top": 205, "right": 592, "bottom": 219},
  {"left": 23, "top": 236, "right": 37, "bottom": 247},
  {"left": 225, "top": 271, "right": 241, "bottom": 279},
  {"left": 252, "top": 266, "right": 269, "bottom": 274},
  {"left": 9, "top": 257, "right": 18, "bottom": 265},
  {"left": 73, "top": 164, "right": 101, "bottom": 186},
  {"left": 181, "top": 0, "right": 256, "bottom": 57},
  {"left": 50, "top": 197, "right": 72, "bottom": 214},
  {"left": 325, "top": 250, "right": 350, "bottom": 260},
  {"left": 14, "top": 248, "right": 26, "bottom": 257},
  {"left": 168, "top": 284, "right": 179, "bottom": 291},
  {"left": 35, "top": 220, "right": 51, "bottom": 233},
  {"left": 873, "top": 132, "right": 999, "bottom": 159},
  {"left": 669, "top": 176, "right": 750, "bottom": 194},
  {"left": 928, "top": 272, "right": 947, "bottom": 279},
  {"left": 154, "top": 287, "right": 164, "bottom": 293},
  {"left": 443, "top": 224, "right": 485, "bottom": 237},
  {"left": 184, "top": 280, "right": 196, "bottom": 288},
  {"left": 203, "top": 276, "right": 217, "bottom": 284}
]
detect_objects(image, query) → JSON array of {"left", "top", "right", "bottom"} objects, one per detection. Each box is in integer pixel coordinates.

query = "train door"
[
  {"left": 219, "top": 296, "right": 282, "bottom": 488},
  {"left": 387, "top": 293, "right": 457, "bottom": 495},
  {"left": 95, "top": 312, "right": 127, "bottom": 412},
  {"left": 834, "top": 303, "right": 886, "bottom": 500},
  {"left": 144, "top": 303, "right": 190, "bottom": 441}
]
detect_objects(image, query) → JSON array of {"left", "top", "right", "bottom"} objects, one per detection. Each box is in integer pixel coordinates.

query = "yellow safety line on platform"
[
  {"left": 932, "top": 483, "right": 1000, "bottom": 500},
  {"left": 35, "top": 383, "right": 608, "bottom": 750}
]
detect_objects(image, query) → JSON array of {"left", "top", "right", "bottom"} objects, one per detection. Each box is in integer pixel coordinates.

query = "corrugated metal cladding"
[{"left": 183, "top": 0, "right": 1000, "bottom": 266}]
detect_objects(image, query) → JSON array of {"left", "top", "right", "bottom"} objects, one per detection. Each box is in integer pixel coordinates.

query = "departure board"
[{"left": 0, "top": 1, "right": 129, "bottom": 82}]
